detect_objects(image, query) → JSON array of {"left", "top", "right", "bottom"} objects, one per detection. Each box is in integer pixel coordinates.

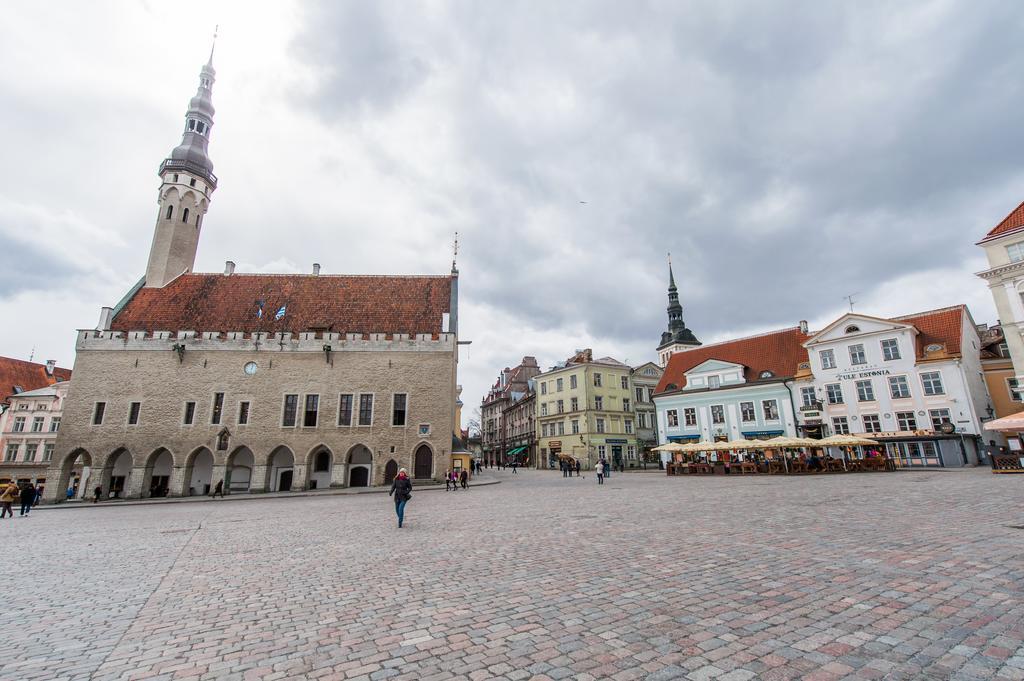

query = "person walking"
[
  {"left": 211, "top": 479, "right": 224, "bottom": 498},
  {"left": 575, "top": 460, "right": 581, "bottom": 477},
  {"left": 0, "top": 481, "right": 18, "bottom": 518},
  {"left": 595, "top": 460, "right": 605, "bottom": 485},
  {"left": 511, "top": 461, "right": 518, "bottom": 475},
  {"left": 19, "top": 484, "right": 35, "bottom": 516},
  {"left": 389, "top": 468, "right": 412, "bottom": 528},
  {"left": 93, "top": 485, "right": 102, "bottom": 504},
  {"left": 444, "top": 469, "right": 452, "bottom": 491},
  {"left": 33, "top": 484, "right": 43, "bottom": 507},
  {"left": 459, "top": 468, "right": 468, "bottom": 490}
]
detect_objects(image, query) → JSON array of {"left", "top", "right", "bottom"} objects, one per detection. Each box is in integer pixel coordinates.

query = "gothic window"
[
  {"left": 187, "top": 119, "right": 196, "bottom": 131},
  {"left": 182, "top": 208, "right": 190, "bottom": 223},
  {"left": 165, "top": 205, "right": 173, "bottom": 220}
]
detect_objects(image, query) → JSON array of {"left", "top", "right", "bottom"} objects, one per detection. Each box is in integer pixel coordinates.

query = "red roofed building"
[
  {"left": 0, "top": 357, "right": 71, "bottom": 408},
  {"left": 654, "top": 306, "right": 992, "bottom": 468},
  {"left": 977, "top": 198, "right": 1024, "bottom": 386},
  {"left": 45, "top": 53, "right": 460, "bottom": 503}
]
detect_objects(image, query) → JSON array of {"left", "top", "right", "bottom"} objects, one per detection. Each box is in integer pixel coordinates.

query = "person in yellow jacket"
[{"left": 0, "top": 481, "right": 19, "bottom": 518}]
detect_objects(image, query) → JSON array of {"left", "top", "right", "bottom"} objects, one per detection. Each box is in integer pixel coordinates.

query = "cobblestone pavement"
[{"left": 4, "top": 468, "right": 1023, "bottom": 681}]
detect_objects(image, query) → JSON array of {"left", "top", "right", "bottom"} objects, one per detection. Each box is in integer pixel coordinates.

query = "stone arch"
[
  {"left": 347, "top": 444, "right": 372, "bottom": 487},
  {"left": 183, "top": 447, "right": 214, "bottom": 496},
  {"left": 100, "top": 447, "right": 134, "bottom": 499},
  {"left": 267, "top": 445, "right": 295, "bottom": 492},
  {"left": 143, "top": 447, "right": 175, "bottom": 498},
  {"left": 413, "top": 442, "right": 434, "bottom": 480},
  {"left": 54, "top": 448, "right": 92, "bottom": 503},
  {"left": 226, "top": 446, "right": 255, "bottom": 494},
  {"left": 306, "top": 445, "right": 333, "bottom": 490},
  {"left": 384, "top": 459, "right": 399, "bottom": 485}
]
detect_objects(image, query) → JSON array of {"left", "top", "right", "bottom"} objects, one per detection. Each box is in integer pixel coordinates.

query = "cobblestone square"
[{"left": 4, "top": 469, "right": 1023, "bottom": 680}]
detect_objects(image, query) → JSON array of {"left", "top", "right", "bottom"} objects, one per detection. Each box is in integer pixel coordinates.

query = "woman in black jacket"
[{"left": 388, "top": 468, "right": 413, "bottom": 528}]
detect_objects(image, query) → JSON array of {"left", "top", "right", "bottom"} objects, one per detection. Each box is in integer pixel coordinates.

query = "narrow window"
[
  {"left": 211, "top": 392, "right": 224, "bottom": 424},
  {"left": 128, "top": 402, "right": 141, "bottom": 425},
  {"left": 304, "top": 394, "right": 319, "bottom": 427},
  {"left": 93, "top": 402, "right": 106, "bottom": 425},
  {"left": 625, "top": 419, "right": 633, "bottom": 434},
  {"left": 31, "top": 416, "right": 44, "bottom": 432},
  {"left": 358, "top": 394, "right": 374, "bottom": 426},
  {"left": 596, "top": 418, "right": 605, "bottom": 433},
  {"left": 4, "top": 444, "right": 18, "bottom": 462},
  {"left": 739, "top": 402, "right": 755, "bottom": 422},
  {"left": 391, "top": 393, "right": 407, "bottom": 426},
  {"left": 594, "top": 373, "right": 602, "bottom": 387},
  {"left": 183, "top": 401, "right": 196, "bottom": 425},
  {"left": 667, "top": 410, "right": 679, "bottom": 427},
  {"left": 49, "top": 417, "right": 61, "bottom": 432},
  {"left": 556, "top": 378, "right": 563, "bottom": 392},
  {"left": 238, "top": 401, "right": 250, "bottom": 425},
  {"left": 594, "top": 396, "right": 603, "bottom": 410},
  {"left": 620, "top": 376, "right": 628, "bottom": 390},
  {"left": 338, "top": 394, "right": 353, "bottom": 426},
  {"left": 24, "top": 444, "right": 37, "bottom": 462},
  {"left": 165, "top": 204, "right": 173, "bottom": 220},
  {"left": 43, "top": 443, "right": 54, "bottom": 462},
  {"left": 570, "top": 375, "right": 578, "bottom": 389},
  {"left": 711, "top": 405, "right": 725, "bottom": 424},
  {"left": 282, "top": 394, "right": 298, "bottom": 427},
  {"left": 182, "top": 207, "right": 190, "bottom": 223},
  {"left": 190, "top": 178, "right": 197, "bottom": 187},
  {"left": 684, "top": 408, "right": 697, "bottom": 427}
]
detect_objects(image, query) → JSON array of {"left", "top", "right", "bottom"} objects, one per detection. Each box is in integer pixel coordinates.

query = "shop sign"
[
  {"left": 836, "top": 368, "right": 892, "bottom": 381},
  {"left": 605, "top": 438, "right": 627, "bottom": 444},
  {"left": 548, "top": 440, "right": 562, "bottom": 447}
]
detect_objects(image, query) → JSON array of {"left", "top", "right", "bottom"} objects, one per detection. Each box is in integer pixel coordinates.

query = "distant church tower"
[
  {"left": 145, "top": 45, "right": 218, "bottom": 288},
  {"left": 657, "top": 255, "right": 701, "bottom": 366}
]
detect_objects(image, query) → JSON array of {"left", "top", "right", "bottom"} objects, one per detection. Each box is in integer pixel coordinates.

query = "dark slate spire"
[
  {"left": 160, "top": 36, "right": 217, "bottom": 187},
  {"left": 659, "top": 253, "right": 700, "bottom": 350}
]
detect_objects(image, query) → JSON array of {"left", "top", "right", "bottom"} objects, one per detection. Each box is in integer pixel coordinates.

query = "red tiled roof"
[
  {"left": 111, "top": 273, "right": 453, "bottom": 336},
  {"left": 980, "top": 199, "right": 1024, "bottom": 242},
  {"left": 0, "top": 357, "right": 71, "bottom": 404},
  {"left": 893, "top": 305, "right": 965, "bottom": 358},
  {"left": 655, "top": 327, "right": 811, "bottom": 395}
]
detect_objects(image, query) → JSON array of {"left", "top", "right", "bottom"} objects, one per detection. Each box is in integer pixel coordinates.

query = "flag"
[
  {"left": 256, "top": 300, "right": 265, "bottom": 319},
  {"left": 275, "top": 305, "right": 287, "bottom": 320}
]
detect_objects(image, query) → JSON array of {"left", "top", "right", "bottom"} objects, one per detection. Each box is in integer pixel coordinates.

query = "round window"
[{"left": 243, "top": 362, "right": 258, "bottom": 375}]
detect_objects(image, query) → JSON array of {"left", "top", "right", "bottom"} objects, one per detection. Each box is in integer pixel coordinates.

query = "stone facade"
[
  {"left": 0, "top": 381, "right": 77, "bottom": 497},
  {"left": 46, "top": 331, "right": 456, "bottom": 501}
]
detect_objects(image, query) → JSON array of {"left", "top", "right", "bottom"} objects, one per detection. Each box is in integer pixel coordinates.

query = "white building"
[
  {"left": 796, "top": 306, "right": 988, "bottom": 467},
  {"left": 977, "top": 200, "right": 1024, "bottom": 391}
]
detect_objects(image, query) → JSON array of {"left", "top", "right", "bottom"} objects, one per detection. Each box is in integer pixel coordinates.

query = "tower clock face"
[{"left": 243, "top": 362, "right": 258, "bottom": 375}]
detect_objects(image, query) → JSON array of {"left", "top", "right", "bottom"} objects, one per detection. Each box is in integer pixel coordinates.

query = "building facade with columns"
[
  {"left": 45, "top": 51, "right": 459, "bottom": 502},
  {"left": 977, "top": 200, "right": 1024, "bottom": 397}
]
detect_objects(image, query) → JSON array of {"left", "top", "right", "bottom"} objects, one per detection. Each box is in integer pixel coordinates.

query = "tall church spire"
[
  {"left": 657, "top": 252, "right": 700, "bottom": 365},
  {"left": 145, "top": 47, "right": 219, "bottom": 288}
]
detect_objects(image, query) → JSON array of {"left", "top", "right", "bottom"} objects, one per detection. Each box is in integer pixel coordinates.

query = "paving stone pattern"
[{"left": 3, "top": 468, "right": 1023, "bottom": 680}]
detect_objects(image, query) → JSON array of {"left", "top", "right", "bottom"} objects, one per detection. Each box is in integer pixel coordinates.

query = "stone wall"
[{"left": 46, "top": 339, "right": 456, "bottom": 502}]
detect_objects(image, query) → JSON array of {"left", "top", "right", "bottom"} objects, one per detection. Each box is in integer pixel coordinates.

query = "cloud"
[{"left": 0, "top": 1, "right": 1019, "bottom": 426}]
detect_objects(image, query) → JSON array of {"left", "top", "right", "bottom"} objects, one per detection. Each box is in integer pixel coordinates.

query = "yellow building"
[{"left": 534, "top": 349, "right": 640, "bottom": 471}]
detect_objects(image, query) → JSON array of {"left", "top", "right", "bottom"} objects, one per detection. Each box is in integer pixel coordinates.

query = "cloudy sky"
[{"left": 2, "top": 1, "right": 1022, "bottom": 425}]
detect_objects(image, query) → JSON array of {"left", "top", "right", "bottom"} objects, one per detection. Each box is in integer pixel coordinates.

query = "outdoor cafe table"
[
  {"left": 766, "top": 460, "right": 784, "bottom": 474},
  {"left": 790, "top": 460, "right": 808, "bottom": 474},
  {"left": 690, "top": 462, "right": 712, "bottom": 474},
  {"left": 738, "top": 461, "right": 758, "bottom": 474}
]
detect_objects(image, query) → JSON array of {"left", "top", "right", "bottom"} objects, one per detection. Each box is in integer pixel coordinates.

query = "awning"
[
  {"left": 742, "top": 430, "right": 784, "bottom": 438},
  {"left": 668, "top": 434, "right": 701, "bottom": 442},
  {"left": 506, "top": 446, "right": 528, "bottom": 456},
  {"left": 984, "top": 411, "right": 1024, "bottom": 432}
]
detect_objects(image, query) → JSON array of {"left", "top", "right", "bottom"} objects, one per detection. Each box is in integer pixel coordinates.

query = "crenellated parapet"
[{"left": 76, "top": 329, "right": 457, "bottom": 353}]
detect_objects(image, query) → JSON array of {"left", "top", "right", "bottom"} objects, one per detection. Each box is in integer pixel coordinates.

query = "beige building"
[
  {"left": 0, "top": 382, "right": 80, "bottom": 497},
  {"left": 44, "top": 52, "right": 459, "bottom": 502},
  {"left": 480, "top": 357, "right": 540, "bottom": 466},
  {"left": 535, "top": 349, "right": 640, "bottom": 471}
]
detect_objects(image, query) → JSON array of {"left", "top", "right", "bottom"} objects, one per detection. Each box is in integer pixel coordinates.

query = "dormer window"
[
  {"left": 759, "top": 370, "right": 774, "bottom": 379},
  {"left": 845, "top": 325, "right": 861, "bottom": 334},
  {"left": 707, "top": 376, "right": 720, "bottom": 389},
  {"left": 1007, "top": 242, "right": 1024, "bottom": 263}
]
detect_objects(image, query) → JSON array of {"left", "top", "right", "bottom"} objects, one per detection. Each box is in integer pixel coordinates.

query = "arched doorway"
[
  {"left": 56, "top": 449, "right": 92, "bottom": 502},
  {"left": 414, "top": 444, "right": 433, "bottom": 479},
  {"left": 144, "top": 448, "right": 174, "bottom": 497},
  {"left": 348, "top": 445, "right": 372, "bottom": 487},
  {"left": 269, "top": 446, "right": 295, "bottom": 492},
  {"left": 226, "top": 446, "right": 254, "bottom": 494},
  {"left": 384, "top": 459, "right": 399, "bottom": 485},
  {"left": 102, "top": 448, "right": 134, "bottom": 499},
  {"left": 307, "top": 446, "right": 333, "bottom": 490},
  {"left": 184, "top": 448, "right": 214, "bottom": 496}
]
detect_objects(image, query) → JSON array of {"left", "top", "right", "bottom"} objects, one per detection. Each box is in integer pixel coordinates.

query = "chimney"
[
  {"left": 312, "top": 263, "right": 321, "bottom": 276},
  {"left": 224, "top": 261, "right": 236, "bottom": 275},
  {"left": 45, "top": 360, "right": 56, "bottom": 376},
  {"left": 97, "top": 306, "right": 113, "bottom": 331},
  {"left": 799, "top": 320, "right": 809, "bottom": 334}
]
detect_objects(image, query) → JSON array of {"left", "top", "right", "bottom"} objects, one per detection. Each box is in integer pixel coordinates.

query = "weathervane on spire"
[
  {"left": 452, "top": 231, "right": 459, "bottom": 271},
  {"left": 208, "top": 25, "right": 218, "bottom": 65}
]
